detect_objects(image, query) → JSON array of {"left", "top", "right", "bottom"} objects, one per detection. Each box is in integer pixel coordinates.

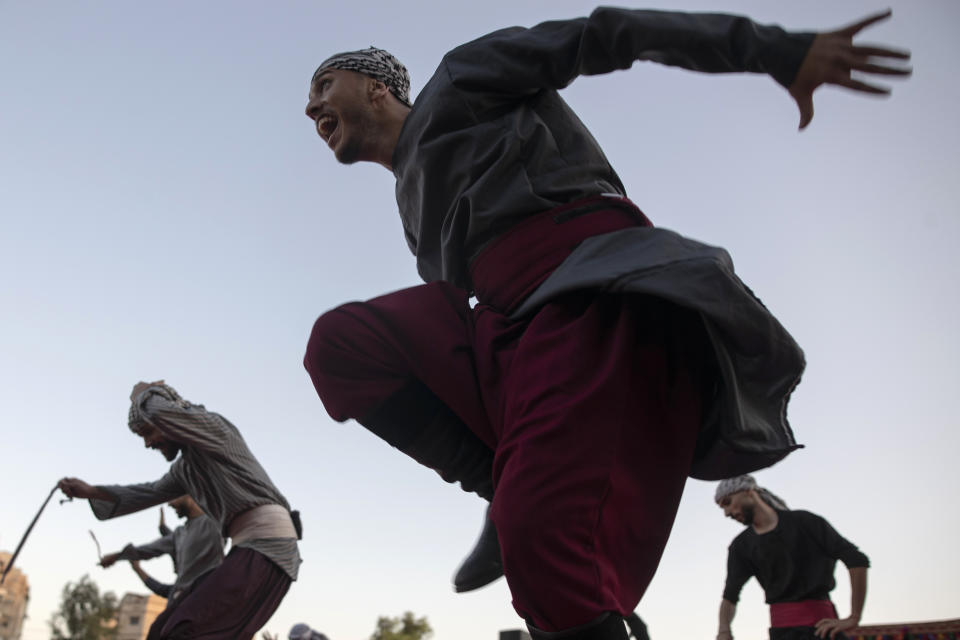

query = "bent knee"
[{"left": 303, "top": 303, "right": 369, "bottom": 378}]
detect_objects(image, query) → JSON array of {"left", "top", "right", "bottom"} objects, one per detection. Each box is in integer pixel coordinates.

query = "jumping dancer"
[{"left": 302, "top": 9, "right": 906, "bottom": 639}]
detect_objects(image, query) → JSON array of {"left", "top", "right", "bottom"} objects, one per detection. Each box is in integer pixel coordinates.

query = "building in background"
[
  {"left": 0, "top": 551, "right": 29, "bottom": 640},
  {"left": 114, "top": 592, "right": 166, "bottom": 640}
]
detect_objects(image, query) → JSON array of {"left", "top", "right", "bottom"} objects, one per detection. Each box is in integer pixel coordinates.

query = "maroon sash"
[
  {"left": 770, "top": 600, "right": 838, "bottom": 627},
  {"left": 470, "top": 195, "right": 650, "bottom": 313}
]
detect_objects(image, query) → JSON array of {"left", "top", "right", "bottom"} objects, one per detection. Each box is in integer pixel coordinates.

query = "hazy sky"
[{"left": 1, "top": 1, "right": 957, "bottom": 639}]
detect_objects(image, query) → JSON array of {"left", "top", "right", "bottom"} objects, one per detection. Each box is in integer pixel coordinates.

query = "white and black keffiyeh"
[
  {"left": 715, "top": 474, "right": 788, "bottom": 510},
  {"left": 312, "top": 46, "right": 411, "bottom": 107},
  {"left": 128, "top": 382, "right": 196, "bottom": 430}
]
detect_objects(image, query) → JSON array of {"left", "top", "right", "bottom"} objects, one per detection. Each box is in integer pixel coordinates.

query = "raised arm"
[
  {"left": 445, "top": 8, "right": 815, "bottom": 95},
  {"left": 444, "top": 7, "right": 908, "bottom": 127},
  {"left": 159, "top": 507, "right": 172, "bottom": 537}
]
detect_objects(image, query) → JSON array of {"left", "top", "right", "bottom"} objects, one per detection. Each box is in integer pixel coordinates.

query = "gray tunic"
[
  {"left": 91, "top": 390, "right": 300, "bottom": 579},
  {"left": 392, "top": 7, "right": 814, "bottom": 479},
  {"left": 116, "top": 514, "right": 224, "bottom": 601},
  {"left": 394, "top": 7, "right": 814, "bottom": 287}
]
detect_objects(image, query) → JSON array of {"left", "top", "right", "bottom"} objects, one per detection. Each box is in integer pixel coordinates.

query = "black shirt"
[{"left": 723, "top": 509, "right": 869, "bottom": 604}]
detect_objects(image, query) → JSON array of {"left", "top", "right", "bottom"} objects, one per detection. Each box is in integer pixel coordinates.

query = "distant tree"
[
  {"left": 370, "top": 611, "right": 433, "bottom": 640},
  {"left": 48, "top": 574, "right": 118, "bottom": 640}
]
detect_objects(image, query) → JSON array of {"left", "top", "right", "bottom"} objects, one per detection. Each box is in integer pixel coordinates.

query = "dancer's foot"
[{"left": 453, "top": 505, "right": 503, "bottom": 592}]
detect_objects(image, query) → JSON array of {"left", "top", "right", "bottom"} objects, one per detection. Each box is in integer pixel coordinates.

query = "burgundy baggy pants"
[
  {"left": 147, "top": 547, "right": 290, "bottom": 640},
  {"left": 305, "top": 198, "right": 707, "bottom": 631}
]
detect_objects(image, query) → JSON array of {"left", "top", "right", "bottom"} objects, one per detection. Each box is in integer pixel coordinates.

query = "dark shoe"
[
  {"left": 453, "top": 505, "right": 503, "bottom": 592},
  {"left": 528, "top": 613, "right": 629, "bottom": 640},
  {"left": 361, "top": 380, "right": 498, "bottom": 589},
  {"left": 624, "top": 613, "right": 649, "bottom": 640}
]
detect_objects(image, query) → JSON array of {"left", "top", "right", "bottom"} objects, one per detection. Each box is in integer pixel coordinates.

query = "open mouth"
[{"left": 316, "top": 114, "right": 339, "bottom": 145}]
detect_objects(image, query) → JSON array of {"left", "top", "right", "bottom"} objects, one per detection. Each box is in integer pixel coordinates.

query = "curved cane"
[{"left": 1, "top": 485, "right": 60, "bottom": 584}]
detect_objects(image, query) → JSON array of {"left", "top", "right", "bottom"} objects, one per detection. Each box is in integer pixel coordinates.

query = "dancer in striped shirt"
[{"left": 59, "top": 380, "right": 300, "bottom": 640}]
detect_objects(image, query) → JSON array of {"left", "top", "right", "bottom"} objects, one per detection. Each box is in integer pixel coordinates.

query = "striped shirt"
[
  {"left": 116, "top": 514, "right": 225, "bottom": 602},
  {"left": 90, "top": 388, "right": 301, "bottom": 579}
]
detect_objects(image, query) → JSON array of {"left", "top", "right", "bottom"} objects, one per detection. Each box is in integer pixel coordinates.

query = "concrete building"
[
  {"left": 114, "top": 592, "right": 167, "bottom": 640},
  {"left": 0, "top": 551, "right": 29, "bottom": 640}
]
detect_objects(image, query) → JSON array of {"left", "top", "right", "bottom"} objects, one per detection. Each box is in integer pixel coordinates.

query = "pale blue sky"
[{"left": 1, "top": 1, "right": 957, "bottom": 639}]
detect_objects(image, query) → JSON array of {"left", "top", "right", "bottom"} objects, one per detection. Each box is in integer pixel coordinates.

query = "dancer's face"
[
  {"left": 167, "top": 495, "right": 195, "bottom": 519},
  {"left": 718, "top": 490, "right": 757, "bottom": 526},
  {"left": 306, "top": 69, "right": 381, "bottom": 165},
  {"left": 133, "top": 422, "right": 180, "bottom": 462}
]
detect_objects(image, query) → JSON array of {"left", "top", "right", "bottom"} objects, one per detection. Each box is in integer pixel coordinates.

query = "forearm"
[
  {"left": 718, "top": 598, "right": 736, "bottom": 638},
  {"left": 142, "top": 574, "right": 172, "bottom": 598},
  {"left": 115, "top": 536, "right": 173, "bottom": 561},
  {"left": 90, "top": 474, "right": 183, "bottom": 520},
  {"left": 446, "top": 8, "right": 814, "bottom": 95},
  {"left": 848, "top": 566, "right": 868, "bottom": 622},
  {"left": 130, "top": 563, "right": 172, "bottom": 598},
  {"left": 583, "top": 8, "right": 815, "bottom": 84},
  {"left": 58, "top": 477, "right": 117, "bottom": 502},
  {"left": 113, "top": 544, "right": 144, "bottom": 562}
]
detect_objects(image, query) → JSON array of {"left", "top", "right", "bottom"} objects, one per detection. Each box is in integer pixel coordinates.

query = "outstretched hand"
[{"left": 789, "top": 9, "right": 911, "bottom": 129}]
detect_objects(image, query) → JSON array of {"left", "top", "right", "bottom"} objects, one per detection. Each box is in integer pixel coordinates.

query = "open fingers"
[
  {"left": 835, "top": 76, "right": 892, "bottom": 95},
  {"left": 848, "top": 58, "right": 912, "bottom": 76},
  {"left": 839, "top": 9, "right": 893, "bottom": 37},
  {"left": 851, "top": 44, "right": 911, "bottom": 60}
]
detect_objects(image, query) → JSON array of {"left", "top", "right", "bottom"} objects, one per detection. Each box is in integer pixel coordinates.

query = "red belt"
[
  {"left": 469, "top": 195, "right": 650, "bottom": 313},
  {"left": 770, "top": 600, "right": 837, "bottom": 627}
]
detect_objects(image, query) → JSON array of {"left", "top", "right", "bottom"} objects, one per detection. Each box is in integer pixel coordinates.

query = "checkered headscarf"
[
  {"left": 128, "top": 382, "right": 194, "bottom": 430},
  {"left": 715, "top": 474, "right": 788, "bottom": 511},
  {"left": 312, "top": 46, "right": 411, "bottom": 107},
  {"left": 289, "top": 624, "right": 329, "bottom": 640}
]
